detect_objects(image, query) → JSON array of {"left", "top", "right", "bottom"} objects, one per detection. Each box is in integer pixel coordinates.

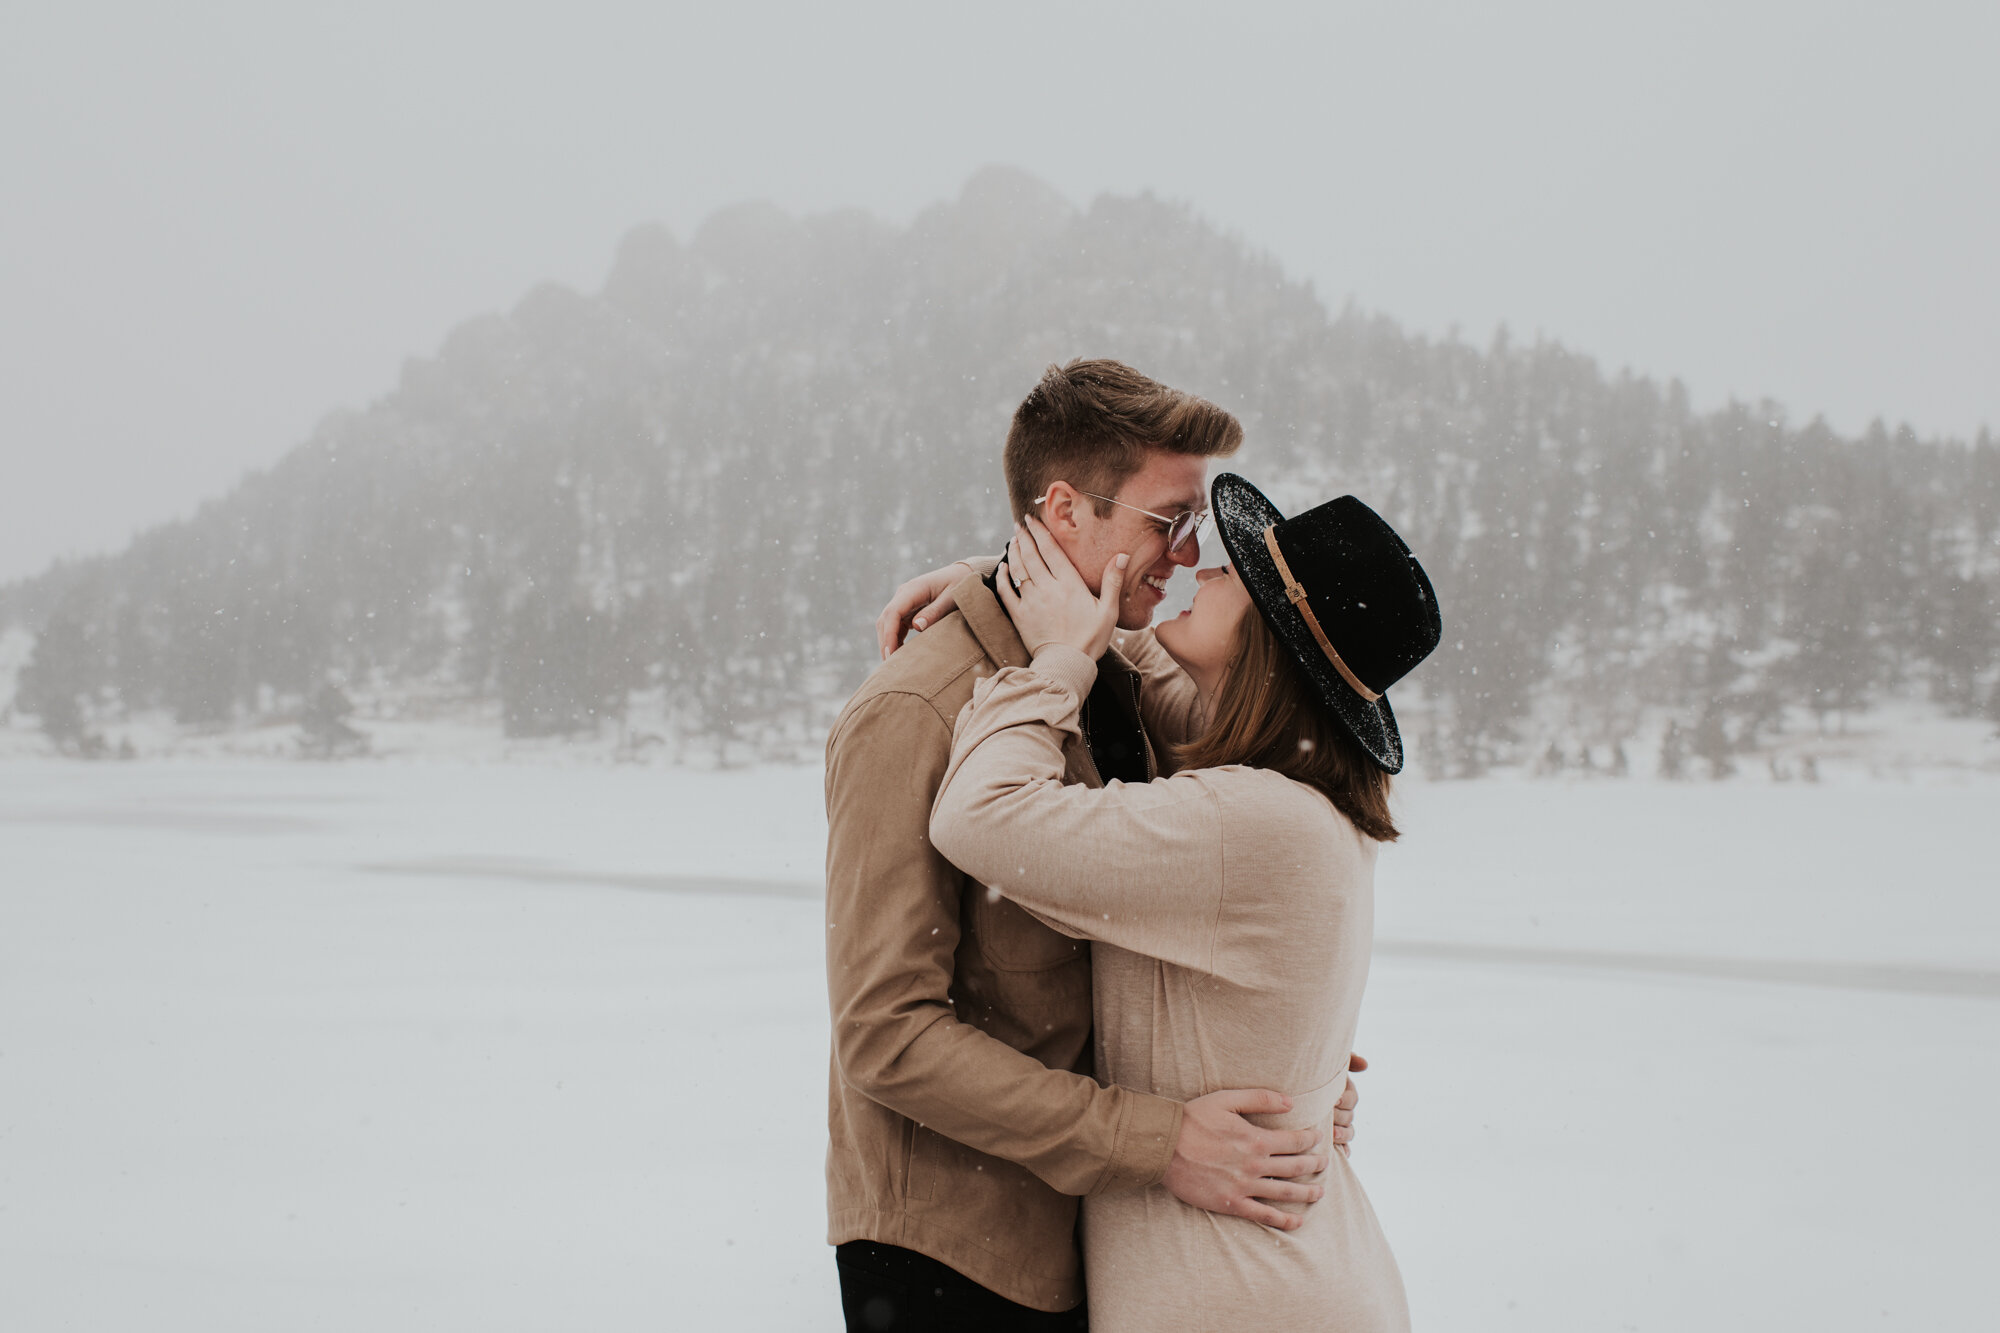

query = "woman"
[{"left": 926, "top": 474, "right": 1442, "bottom": 1332}]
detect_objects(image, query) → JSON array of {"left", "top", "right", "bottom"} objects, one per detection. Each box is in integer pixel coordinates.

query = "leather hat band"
[{"left": 1262, "top": 525, "right": 1381, "bottom": 703}]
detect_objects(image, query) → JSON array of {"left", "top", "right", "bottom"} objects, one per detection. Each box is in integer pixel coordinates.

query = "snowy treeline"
[{"left": 5, "top": 167, "right": 1997, "bottom": 769}]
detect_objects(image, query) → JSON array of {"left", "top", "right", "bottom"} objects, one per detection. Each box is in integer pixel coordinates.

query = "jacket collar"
[
  {"left": 953, "top": 567, "right": 1032, "bottom": 671},
  {"left": 950, "top": 566, "right": 1141, "bottom": 684}
]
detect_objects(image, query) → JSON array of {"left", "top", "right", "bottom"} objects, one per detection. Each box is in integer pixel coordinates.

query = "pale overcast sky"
[{"left": 3, "top": 1, "right": 1995, "bottom": 583}]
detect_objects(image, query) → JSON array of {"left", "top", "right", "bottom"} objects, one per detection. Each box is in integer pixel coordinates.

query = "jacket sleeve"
[
  {"left": 825, "top": 687, "right": 1183, "bottom": 1196},
  {"left": 1115, "top": 627, "right": 1205, "bottom": 755},
  {"left": 929, "top": 646, "right": 1232, "bottom": 975}
]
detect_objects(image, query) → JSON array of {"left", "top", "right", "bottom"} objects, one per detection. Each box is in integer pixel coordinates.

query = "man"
[{"left": 825, "top": 360, "right": 1353, "bottom": 1331}]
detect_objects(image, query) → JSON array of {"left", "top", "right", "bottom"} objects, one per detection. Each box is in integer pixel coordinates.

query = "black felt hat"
[{"left": 1211, "top": 473, "right": 1443, "bottom": 774}]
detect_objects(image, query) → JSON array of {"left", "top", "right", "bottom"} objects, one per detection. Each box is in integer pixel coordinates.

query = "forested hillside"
[{"left": 7, "top": 167, "right": 1997, "bottom": 771}]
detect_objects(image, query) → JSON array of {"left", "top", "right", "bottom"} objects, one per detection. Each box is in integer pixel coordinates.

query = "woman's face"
[{"left": 1152, "top": 563, "right": 1254, "bottom": 695}]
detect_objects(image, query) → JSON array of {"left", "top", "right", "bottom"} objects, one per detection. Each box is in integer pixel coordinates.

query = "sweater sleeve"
[
  {"left": 826, "top": 687, "right": 1182, "bottom": 1196},
  {"left": 930, "top": 646, "right": 1232, "bottom": 975}
]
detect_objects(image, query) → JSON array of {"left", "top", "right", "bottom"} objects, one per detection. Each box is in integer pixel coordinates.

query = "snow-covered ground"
[{"left": 3, "top": 759, "right": 1996, "bottom": 1331}]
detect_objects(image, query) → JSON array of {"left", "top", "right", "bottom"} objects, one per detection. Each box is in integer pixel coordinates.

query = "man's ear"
[{"left": 1039, "top": 480, "right": 1083, "bottom": 535}]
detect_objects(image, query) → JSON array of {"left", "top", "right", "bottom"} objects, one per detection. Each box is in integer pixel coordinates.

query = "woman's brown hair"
[{"left": 1173, "top": 608, "right": 1400, "bottom": 842}]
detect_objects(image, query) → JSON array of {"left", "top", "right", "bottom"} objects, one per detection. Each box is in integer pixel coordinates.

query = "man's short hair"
[{"left": 1002, "top": 359, "right": 1242, "bottom": 520}]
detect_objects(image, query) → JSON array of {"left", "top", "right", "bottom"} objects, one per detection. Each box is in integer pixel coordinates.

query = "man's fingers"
[
  {"left": 1260, "top": 1152, "right": 1329, "bottom": 1179},
  {"left": 1233, "top": 1200, "right": 1304, "bottom": 1232},
  {"left": 1262, "top": 1127, "right": 1319, "bottom": 1157},
  {"left": 1336, "top": 1081, "right": 1358, "bottom": 1112},
  {"left": 1348, "top": 1053, "right": 1369, "bottom": 1073},
  {"left": 1203, "top": 1087, "right": 1292, "bottom": 1117},
  {"left": 1246, "top": 1177, "right": 1323, "bottom": 1205}
]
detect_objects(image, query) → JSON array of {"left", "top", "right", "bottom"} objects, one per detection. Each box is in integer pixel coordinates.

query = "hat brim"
[{"left": 1211, "top": 473, "right": 1405, "bottom": 774}]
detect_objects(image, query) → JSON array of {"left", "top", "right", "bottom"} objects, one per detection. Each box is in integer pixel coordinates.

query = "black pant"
[{"left": 835, "top": 1241, "right": 1089, "bottom": 1332}]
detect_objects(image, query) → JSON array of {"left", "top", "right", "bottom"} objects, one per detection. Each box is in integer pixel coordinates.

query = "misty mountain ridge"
[{"left": 5, "top": 166, "right": 1997, "bottom": 774}]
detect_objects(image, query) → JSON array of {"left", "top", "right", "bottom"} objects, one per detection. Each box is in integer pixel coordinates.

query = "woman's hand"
[
  {"left": 997, "top": 515, "right": 1127, "bottom": 662},
  {"left": 875, "top": 561, "right": 975, "bottom": 660}
]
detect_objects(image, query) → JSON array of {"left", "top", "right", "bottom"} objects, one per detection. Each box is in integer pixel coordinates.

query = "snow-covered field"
[{"left": 3, "top": 758, "right": 1996, "bottom": 1331}]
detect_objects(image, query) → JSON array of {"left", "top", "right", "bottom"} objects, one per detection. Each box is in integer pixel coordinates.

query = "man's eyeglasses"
[{"left": 1031, "top": 489, "right": 1210, "bottom": 554}]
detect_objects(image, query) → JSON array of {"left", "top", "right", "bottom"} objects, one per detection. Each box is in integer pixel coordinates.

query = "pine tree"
[
  {"left": 1692, "top": 706, "right": 1735, "bottom": 780},
  {"left": 298, "top": 681, "right": 368, "bottom": 759},
  {"left": 1658, "top": 720, "right": 1687, "bottom": 780},
  {"left": 17, "top": 612, "right": 94, "bottom": 751}
]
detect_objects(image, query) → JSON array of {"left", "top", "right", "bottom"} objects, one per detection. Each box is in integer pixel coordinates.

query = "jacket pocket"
[{"left": 968, "top": 888, "right": 1085, "bottom": 972}]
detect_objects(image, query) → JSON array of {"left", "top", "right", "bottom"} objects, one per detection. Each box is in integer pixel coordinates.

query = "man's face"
[{"left": 1049, "top": 450, "right": 1209, "bottom": 631}]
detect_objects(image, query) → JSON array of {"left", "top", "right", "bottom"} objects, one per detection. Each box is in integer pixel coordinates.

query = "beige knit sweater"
[{"left": 931, "top": 644, "right": 1410, "bottom": 1333}]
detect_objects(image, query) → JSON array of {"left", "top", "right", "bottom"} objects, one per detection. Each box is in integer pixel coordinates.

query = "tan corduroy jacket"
[{"left": 824, "top": 568, "right": 1202, "bottom": 1311}]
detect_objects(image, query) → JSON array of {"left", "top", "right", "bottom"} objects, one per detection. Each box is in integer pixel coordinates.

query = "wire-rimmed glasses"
[{"left": 1031, "top": 489, "right": 1210, "bottom": 553}]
